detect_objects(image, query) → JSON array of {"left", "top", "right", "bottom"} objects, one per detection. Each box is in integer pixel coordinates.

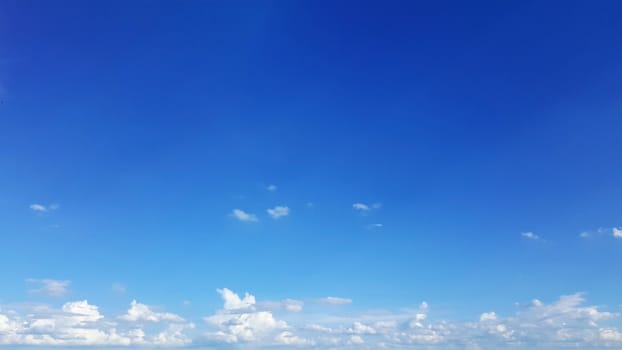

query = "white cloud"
[
  {"left": 521, "top": 231, "right": 540, "bottom": 240},
  {"left": 204, "top": 289, "right": 287, "bottom": 344},
  {"left": 267, "top": 206, "right": 289, "bottom": 219},
  {"left": 275, "top": 331, "right": 313, "bottom": 346},
  {"left": 112, "top": 283, "right": 126, "bottom": 294},
  {"left": 579, "top": 231, "right": 591, "bottom": 239},
  {"left": 0, "top": 299, "right": 193, "bottom": 347},
  {"left": 348, "top": 335, "right": 364, "bottom": 344},
  {"left": 600, "top": 328, "right": 622, "bottom": 341},
  {"left": 231, "top": 209, "right": 258, "bottom": 222},
  {"left": 317, "top": 297, "right": 352, "bottom": 305},
  {"left": 29, "top": 203, "right": 59, "bottom": 213},
  {"left": 267, "top": 184, "right": 277, "bottom": 192},
  {"left": 613, "top": 227, "right": 622, "bottom": 239},
  {"left": 217, "top": 288, "right": 256, "bottom": 311},
  {"left": 259, "top": 299, "right": 304, "bottom": 313},
  {"left": 119, "top": 300, "right": 185, "bottom": 323},
  {"left": 352, "top": 203, "right": 370, "bottom": 211},
  {"left": 2, "top": 289, "right": 621, "bottom": 349},
  {"left": 27, "top": 279, "right": 70, "bottom": 297},
  {"left": 480, "top": 312, "right": 497, "bottom": 322},
  {"left": 29, "top": 204, "right": 48, "bottom": 212}
]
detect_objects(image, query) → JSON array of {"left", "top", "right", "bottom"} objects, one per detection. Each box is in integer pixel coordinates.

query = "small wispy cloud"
[
  {"left": 112, "top": 283, "right": 127, "bottom": 294},
  {"left": 352, "top": 203, "right": 370, "bottom": 211},
  {"left": 521, "top": 232, "right": 540, "bottom": 240},
  {"left": 29, "top": 203, "right": 59, "bottom": 213},
  {"left": 579, "top": 231, "right": 591, "bottom": 239},
  {"left": 231, "top": 209, "right": 258, "bottom": 222},
  {"left": 267, "top": 206, "right": 289, "bottom": 219},
  {"left": 317, "top": 296, "right": 352, "bottom": 305},
  {"left": 367, "top": 223, "right": 384, "bottom": 229},
  {"left": 267, "top": 184, "right": 277, "bottom": 192},
  {"left": 27, "top": 278, "right": 70, "bottom": 297},
  {"left": 614, "top": 227, "right": 622, "bottom": 239}
]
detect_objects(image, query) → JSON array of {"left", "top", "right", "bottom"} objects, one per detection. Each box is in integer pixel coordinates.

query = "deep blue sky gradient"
[{"left": 1, "top": 0, "right": 622, "bottom": 321}]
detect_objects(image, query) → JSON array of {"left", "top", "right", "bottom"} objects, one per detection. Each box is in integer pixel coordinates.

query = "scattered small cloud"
[
  {"left": 29, "top": 203, "right": 59, "bottom": 213},
  {"left": 372, "top": 202, "right": 382, "bottom": 209},
  {"left": 317, "top": 297, "right": 353, "bottom": 305},
  {"left": 231, "top": 209, "right": 258, "bottom": 222},
  {"left": 267, "top": 206, "right": 289, "bottom": 219},
  {"left": 267, "top": 184, "right": 277, "bottom": 192},
  {"left": 521, "top": 232, "right": 540, "bottom": 240},
  {"left": 112, "top": 283, "right": 127, "bottom": 294},
  {"left": 306, "top": 202, "right": 314, "bottom": 208},
  {"left": 27, "top": 278, "right": 70, "bottom": 297},
  {"left": 259, "top": 299, "right": 304, "bottom": 313},
  {"left": 613, "top": 227, "right": 622, "bottom": 239},
  {"left": 352, "top": 203, "right": 370, "bottom": 211},
  {"left": 366, "top": 223, "right": 384, "bottom": 230},
  {"left": 29, "top": 204, "right": 48, "bottom": 212},
  {"left": 579, "top": 231, "right": 591, "bottom": 239}
]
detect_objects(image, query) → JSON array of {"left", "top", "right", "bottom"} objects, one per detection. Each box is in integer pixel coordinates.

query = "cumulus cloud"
[
  {"left": 480, "top": 312, "right": 497, "bottom": 322},
  {"left": 267, "top": 206, "right": 289, "bottom": 219},
  {"left": 521, "top": 231, "right": 540, "bottom": 240},
  {"left": 231, "top": 209, "right": 258, "bottom": 222},
  {"left": 119, "top": 300, "right": 185, "bottom": 323},
  {"left": 0, "top": 300, "right": 193, "bottom": 346},
  {"left": 613, "top": 227, "right": 622, "bottom": 239},
  {"left": 317, "top": 297, "right": 353, "bottom": 305},
  {"left": 2, "top": 289, "right": 621, "bottom": 349},
  {"left": 204, "top": 288, "right": 288, "bottom": 344},
  {"left": 27, "top": 279, "right": 70, "bottom": 297}
]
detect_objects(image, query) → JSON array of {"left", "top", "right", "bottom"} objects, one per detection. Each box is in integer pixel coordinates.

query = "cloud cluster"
[
  {"left": 2, "top": 289, "right": 621, "bottom": 349},
  {"left": 0, "top": 300, "right": 193, "bottom": 346}
]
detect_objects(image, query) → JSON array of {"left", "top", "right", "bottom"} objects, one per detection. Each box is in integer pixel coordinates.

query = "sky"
[{"left": 1, "top": 1, "right": 622, "bottom": 349}]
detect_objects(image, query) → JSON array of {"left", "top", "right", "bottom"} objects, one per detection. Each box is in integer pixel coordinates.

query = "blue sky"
[{"left": 1, "top": 1, "right": 622, "bottom": 349}]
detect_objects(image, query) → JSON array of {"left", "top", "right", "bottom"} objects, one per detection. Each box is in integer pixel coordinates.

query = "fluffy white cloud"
[
  {"left": 267, "top": 206, "right": 289, "bottom": 219},
  {"left": 217, "top": 288, "right": 256, "bottom": 311},
  {"left": 480, "top": 312, "right": 497, "bottom": 322},
  {"left": 27, "top": 279, "right": 70, "bottom": 297},
  {"left": 204, "top": 289, "right": 287, "bottom": 344},
  {"left": 231, "top": 209, "right": 258, "bottom": 222},
  {"left": 613, "top": 227, "right": 622, "bottom": 239},
  {"left": 1, "top": 290, "right": 621, "bottom": 349},
  {"left": 0, "top": 299, "right": 192, "bottom": 347},
  {"left": 119, "top": 300, "right": 185, "bottom": 323},
  {"left": 352, "top": 203, "right": 370, "bottom": 211},
  {"left": 317, "top": 297, "right": 353, "bottom": 305},
  {"left": 521, "top": 231, "right": 540, "bottom": 240}
]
